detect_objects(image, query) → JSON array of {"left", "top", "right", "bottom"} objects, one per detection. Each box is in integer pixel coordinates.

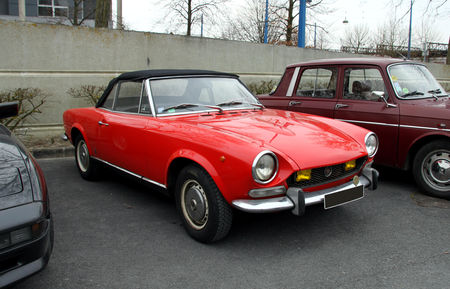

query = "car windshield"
[
  {"left": 388, "top": 63, "right": 447, "bottom": 99},
  {"left": 149, "top": 77, "right": 261, "bottom": 115}
]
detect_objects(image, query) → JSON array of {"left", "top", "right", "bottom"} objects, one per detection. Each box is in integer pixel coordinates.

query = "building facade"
[{"left": 0, "top": 0, "right": 97, "bottom": 27}]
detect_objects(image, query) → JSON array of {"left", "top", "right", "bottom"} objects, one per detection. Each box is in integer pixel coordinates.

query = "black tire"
[
  {"left": 412, "top": 140, "right": 450, "bottom": 199},
  {"left": 175, "top": 165, "right": 233, "bottom": 243},
  {"left": 74, "top": 135, "right": 99, "bottom": 181}
]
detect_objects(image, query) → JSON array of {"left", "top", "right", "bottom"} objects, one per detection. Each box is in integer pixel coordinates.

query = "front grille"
[{"left": 287, "top": 156, "right": 367, "bottom": 188}]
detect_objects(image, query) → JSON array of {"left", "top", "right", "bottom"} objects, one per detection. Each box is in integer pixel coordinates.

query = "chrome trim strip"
[
  {"left": 91, "top": 157, "right": 167, "bottom": 189},
  {"left": 400, "top": 124, "right": 450, "bottom": 132},
  {"left": 338, "top": 118, "right": 450, "bottom": 132},
  {"left": 287, "top": 67, "right": 300, "bottom": 97},
  {"left": 337, "top": 119, "right": 398, "bottom": 128}
]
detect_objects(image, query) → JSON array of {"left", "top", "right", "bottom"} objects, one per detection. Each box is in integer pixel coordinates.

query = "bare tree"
[
  {"left": 165, "top": 0, "right": 229, "bottom": 36},
  {"left": 95, "top": 0, "right": 111, "bottom": 28},
  {"left": 68, "top": 0, "right": 96, "bottom": 26},
  {"left": 271, "top": 0, "right": 331, "bottom": 46},
  {"left": 340, "top": 24, "right": 370, "bottom": 53},
  {"left": 222, "top": 0, "right": 283, "bottom": 43}
]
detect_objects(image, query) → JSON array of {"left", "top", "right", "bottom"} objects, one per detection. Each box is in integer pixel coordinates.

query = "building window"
[{"left": 38, "top": 0, "right": 70, "bottom": 17}]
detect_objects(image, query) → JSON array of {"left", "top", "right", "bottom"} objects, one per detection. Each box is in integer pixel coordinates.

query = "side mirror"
[
  {"left": 372, "top": 91, "right": 397, "bottom": 108},
  {"left": 0, "top": 102, "right": 19, "bottom": 119}
]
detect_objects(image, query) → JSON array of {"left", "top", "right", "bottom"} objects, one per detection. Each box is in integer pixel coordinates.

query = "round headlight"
[
  {"left": 252, "top": 151, "right": 278, "bottom": 184},
  {"left": 365, "top": 132, "right": 379, "bottom": 158}
]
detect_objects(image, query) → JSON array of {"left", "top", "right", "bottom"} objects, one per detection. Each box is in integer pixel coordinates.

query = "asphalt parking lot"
[{"left": 18, "top": 157, "right": 450, "bottom": 289}]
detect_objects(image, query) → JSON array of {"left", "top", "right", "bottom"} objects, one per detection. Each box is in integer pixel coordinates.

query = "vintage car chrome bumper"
[{"left": 232, "top": 165, "right": 379, "bottom": 216}]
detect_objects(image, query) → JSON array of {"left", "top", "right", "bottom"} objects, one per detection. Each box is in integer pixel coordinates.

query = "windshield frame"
[
  {"left": 145, "top": 75, "right": 263, "bottom": 117},
  {"left": 386, "top": 62, "right": 447, "bottom": 100}
]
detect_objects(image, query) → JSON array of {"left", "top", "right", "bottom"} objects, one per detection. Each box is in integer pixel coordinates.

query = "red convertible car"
[
  {"left": 63, "top": 70, "right": 379, "bottom": 243},
  {"left": 258, "top": 58, "right": 449, "bottom": 199}
]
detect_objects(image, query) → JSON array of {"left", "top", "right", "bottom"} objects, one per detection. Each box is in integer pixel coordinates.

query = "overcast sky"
[{"left": 112, "top": 0, "right": 449, "bottom": 48}]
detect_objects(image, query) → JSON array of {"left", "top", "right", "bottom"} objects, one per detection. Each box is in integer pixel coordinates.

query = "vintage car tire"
[
  {"left": 74, "top": 135, "right": 99, "bottom": 181},
  {"left": 412, "top": 140, "right": 450, "bottom": 199},
  {"left": 175, "top": 165, "right": 233, "bottom": 243}
]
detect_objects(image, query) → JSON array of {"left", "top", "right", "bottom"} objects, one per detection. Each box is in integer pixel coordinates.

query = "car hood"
[
  {"left": 399, "top": 96, "right": 450, "bottom": 127},
  {"left": 0, "top": 125, "right": 33, "bottom": 210},
  {"left": 176, "top": 109, "right": 367, "bottom": 169}
]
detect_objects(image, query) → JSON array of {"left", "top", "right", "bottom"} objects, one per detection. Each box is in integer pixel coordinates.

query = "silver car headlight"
[
  {"left": 252, "top": 151, "right": 278, "bottom": 184},
  {"left": 365, "top": 132, "right": 379, "bottom": 158}
]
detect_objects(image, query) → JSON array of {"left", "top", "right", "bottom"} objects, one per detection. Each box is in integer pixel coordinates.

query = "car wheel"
[
  {"left": 75, "top": 135, "right": 99, "bottom": 180},
  {"left": 175, "top": 165, "right": 233, "bottom": 243},
  {"left": 412, "top": 140, "right": 450, "bottom": 199}
]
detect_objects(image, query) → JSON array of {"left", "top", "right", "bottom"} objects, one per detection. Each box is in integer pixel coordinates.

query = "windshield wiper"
[
  {"left": 162, "top": 103, "right": 223, "bottom": 113},
  {"left": 217, "top": 100, "right": 264, "bottom": 110},
  {"left": 402, "top": 91, "right": 424, "bottom": 98},
  {"left": 427, "top": 89, "right": 448, "bottom": 100},
  {"left": 162, "top": 103, "right": 199, "bottom": 112},
  {"left": 217, "top": 100, "right": 243, "bottom": 107}
]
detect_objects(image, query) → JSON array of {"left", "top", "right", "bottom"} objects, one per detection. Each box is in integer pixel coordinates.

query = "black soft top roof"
[{"left": 96, "top": 69, "right": 238, "bottom": 107}]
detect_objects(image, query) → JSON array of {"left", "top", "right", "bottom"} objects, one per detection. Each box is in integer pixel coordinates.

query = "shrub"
[
  {"left": 0, "top": 88, "right": 47, "bottom": 131},
  {"left": 67, "top": 85, "right": 106, "bottom": 106},
  {"left": 246, "top": 80, "right": 277, "bottom": 95}
]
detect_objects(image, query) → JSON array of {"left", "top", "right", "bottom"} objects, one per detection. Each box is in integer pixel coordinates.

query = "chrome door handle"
[
  {"left": 335, "top": 103, "right": 349, "bottom": 109},
  {"left": 98, "top": 121, "right": 109, "bottom": 126},
  {"left": 289, "top": 101, "right": 302, "bottom": 106}
]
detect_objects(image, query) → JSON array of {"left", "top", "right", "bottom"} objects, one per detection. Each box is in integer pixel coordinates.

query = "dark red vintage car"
[
  {"left": 258, "top": 58, "right": 449, "bottom": 199},
  {"left": 63, "top": 70, "right": 379, "bottom": 243}
]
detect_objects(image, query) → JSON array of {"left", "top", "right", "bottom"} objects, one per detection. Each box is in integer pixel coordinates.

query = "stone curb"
[{"left": 31, "top": 146, "right": 74, "bottom": 159}]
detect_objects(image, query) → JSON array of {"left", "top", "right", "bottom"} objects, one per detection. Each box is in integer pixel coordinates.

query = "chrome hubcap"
[
  {"left": 422, "top": 150, "right": 449, "bottom": 191},
  {"left": 181, "top": 180, "right": 208, "bottom": 230},
  {"left": 77, "top": 140, "right": 89, "bottom": 173}
]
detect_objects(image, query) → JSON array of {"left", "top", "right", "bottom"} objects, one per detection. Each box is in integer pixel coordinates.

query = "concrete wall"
[{"left": 1, "top": 20, "right": 449, "bottom": 139}]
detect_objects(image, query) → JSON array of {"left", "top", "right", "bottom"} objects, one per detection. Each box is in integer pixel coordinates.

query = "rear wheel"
[
  {"left": 413, "top": 140, "right": 450, "bottom": 199},
  {"left": 175, "top": 165, "right": 233, "bottom": 243},
  {"left": 74, "top": 135, "right": 99, "bottom": 180}
]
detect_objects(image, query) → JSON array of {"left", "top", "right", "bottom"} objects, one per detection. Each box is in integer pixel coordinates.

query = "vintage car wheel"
[
  {"left": 75, "top": 136, "right": 99, "bottom": 180},
  {"left": 175, "top": 165, "right": 233, "bottom": 243},
  {"left": 413, "top": 140, "right": 450, "bottom": 199}
]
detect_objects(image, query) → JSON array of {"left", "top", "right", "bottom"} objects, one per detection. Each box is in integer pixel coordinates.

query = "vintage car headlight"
[
  {"left": 252, "top": 151, "right": 278, "bottom": 184},
  {"left": 365, "top": 132, "right": 379, "bottom": 158}
]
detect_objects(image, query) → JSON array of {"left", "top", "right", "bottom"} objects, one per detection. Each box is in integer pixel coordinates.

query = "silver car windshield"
[
  {"left": 388, "top": 63, "right": 447, "bottom": 99},
  {"left": 149, "top": 77, "right": 261, "bottom": 115}
]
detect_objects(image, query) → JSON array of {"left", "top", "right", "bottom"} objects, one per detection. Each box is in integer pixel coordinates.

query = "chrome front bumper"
[{"left": 231, "top": 165, "right": 379, "bottom": 216}]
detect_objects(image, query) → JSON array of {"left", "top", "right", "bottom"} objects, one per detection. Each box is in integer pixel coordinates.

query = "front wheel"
[
  {"left": 74, "top": 135, "right": 99, "bottom": 181},
  {"left": 175, "top": 165, "right": 233, "bottom": 243},
  {"left": 412, "top": 140, "right": 450, "bottom": 199}
]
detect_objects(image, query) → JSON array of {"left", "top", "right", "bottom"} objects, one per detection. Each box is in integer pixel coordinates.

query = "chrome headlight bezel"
[
  {"left": 252, "top": 150, "right": 279, "bottom": 184},
  {"left": 365, "top": 132, "right": 379, "bottom": 158}
]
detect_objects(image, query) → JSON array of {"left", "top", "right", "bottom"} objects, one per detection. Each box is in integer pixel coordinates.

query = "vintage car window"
[
  {"left": 150, "top": 77, "right": 259, "bottom": 115},
  {"left": 101, "top": 84, "right": 116, "bottom": 109},
  {"left": 296, "top": 68, "right": 337, "bottom": 98},
  {"left": 114, "top": 81, "right": 142, "bottom": 113},
  {"left": 388, "top": 63, "right": 447, "bottom": 99},
  {"left": 139, "top": 84, "right": 152, "bottom": 115},
  {"left": 343, "top": 68, "right": 387, "bottom": 101}
]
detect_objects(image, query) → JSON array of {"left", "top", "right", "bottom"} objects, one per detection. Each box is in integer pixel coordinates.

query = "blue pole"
[
  {"left": 201, "top": 13, "right": 204, "bottom": 37},
  {"left": 407, "top": 0, "right": 412, "bottom": 59},
  {"left": 264, "top": 0, "right": 269, "bottom": 43},
  {"left": 298, "top": 0, "right": 306, "bottom": 47}
]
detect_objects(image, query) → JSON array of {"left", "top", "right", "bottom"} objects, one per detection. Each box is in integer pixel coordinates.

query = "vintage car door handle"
[
  {"left": 335, "top": 103, "right": 349, "bottom": 109},
  {"left": 98, "top": 121, "right": 109, "bottom": 126},
  {"left": 289, "top": 101, "right": 302, "bottom": 106}
]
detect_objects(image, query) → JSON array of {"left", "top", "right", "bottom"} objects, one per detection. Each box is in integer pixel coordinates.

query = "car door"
[
  {"left": 333, "top": 65, "right": 399, "bottom": 166},
  {"left": 287, "top": 66, "right": 339, "bottom": 118},
  {"left": 96, "top": 80, "right": 151, "bottom": 176}
]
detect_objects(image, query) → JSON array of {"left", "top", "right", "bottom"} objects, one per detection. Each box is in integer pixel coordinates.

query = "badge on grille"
[{"left": 324, "top": 167, "right": 333, "bottom": 178}]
